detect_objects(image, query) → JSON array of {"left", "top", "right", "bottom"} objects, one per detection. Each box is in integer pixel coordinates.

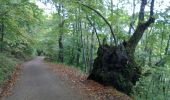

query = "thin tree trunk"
[
  {"left": 69, "top": 24, "right": 76, "bottom": 64},
  {"left": 110, "top": 0, "right": 114, "bottom": 45},
  {"left": 159, "top": 30, "right": 164, "bottom": 59},
  {"left": 79, "top": 9, "right": 87, "bottom": 71},
  {"left": 155, "top": 34, "right": 170, "bottom": 66},
  {"left": 86, "top": 16, "right": 101, "bottom": 46},
  {"left": 57, "top": 4, "right": 65, "bottom": 62},
  {"left": 165, "top": 34, "right": 170, "bottom": 55},
  {"left": 89, "top": 29, "right": 94, "bottom": 73},
  {"left": 75, "top": 8, "right": 81, "bottom": 66},
  {"left": 86, "top": 34, "right": 90, "bottom": 73},
  {"left": 0, "top": 21, "right": 4, "bottom": 52},
  {"left": 58, "top": 32, "right": 64, "bottom": 62},
  {"left": 80, "top": 3, "right": 117, "bottom": 46}
]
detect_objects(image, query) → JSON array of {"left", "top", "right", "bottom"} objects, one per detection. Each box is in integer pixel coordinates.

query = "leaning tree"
[{"left": 80, "top": 0, "right": 155, "bottom": 94}]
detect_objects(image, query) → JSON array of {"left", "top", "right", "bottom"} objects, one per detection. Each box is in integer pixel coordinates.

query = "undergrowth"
[
  {"left": 0, "top": 53, "right": 17, "bottom": 86},
  {"left": 133, "top": 65, "right": 170, "bottom": 100}
]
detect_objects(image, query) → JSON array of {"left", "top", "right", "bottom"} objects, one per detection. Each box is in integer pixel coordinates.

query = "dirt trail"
[{"left": 3, "top": 57, "right": 87, "bottom": 100}]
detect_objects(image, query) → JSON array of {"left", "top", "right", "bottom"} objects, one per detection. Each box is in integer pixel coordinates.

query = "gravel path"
[{"left": 3, "top": 57, "right": 86, "bottom": 100}]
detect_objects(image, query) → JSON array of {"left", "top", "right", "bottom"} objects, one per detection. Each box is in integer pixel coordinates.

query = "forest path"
[{"left": 3, "top": 57, "right": 86, "bottom": 100}]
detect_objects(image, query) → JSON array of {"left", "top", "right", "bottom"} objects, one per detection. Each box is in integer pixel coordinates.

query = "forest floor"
[{"left": 1, "top": 57, "right": 132, "bottom": 100}]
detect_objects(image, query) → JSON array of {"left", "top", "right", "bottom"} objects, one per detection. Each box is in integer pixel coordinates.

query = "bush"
[{"left": 0, "top": 53, "right": 17, "bottom": 86}]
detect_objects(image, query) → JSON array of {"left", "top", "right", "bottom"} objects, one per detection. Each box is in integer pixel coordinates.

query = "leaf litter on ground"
[
  {"left": 0, "top": 61, "right": 133, "bottom": 100},
  {"left": 0, "top": 64, "right": 22, "bottom": 99},
  {"left": 47, "top": 62, "right": 132, "bottom": 100}
]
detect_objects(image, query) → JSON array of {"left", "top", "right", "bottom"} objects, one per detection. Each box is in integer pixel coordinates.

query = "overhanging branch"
[
  {"left": 86, "top": 16, "right": 101, "bottom": 46},
  {"left": 78, "top": 2, "right": 118, "bottom": 46}
]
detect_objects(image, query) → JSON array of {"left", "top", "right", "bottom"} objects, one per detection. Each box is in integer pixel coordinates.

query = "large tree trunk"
[{"left": 87, "top": 0, "right": 155, "bottom": 95}]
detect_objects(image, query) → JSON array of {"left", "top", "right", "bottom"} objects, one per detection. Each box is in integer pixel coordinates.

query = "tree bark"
[
  {"left": 165, "top": 34, "right": 170, "bottom": 55},
  {"left": 58, "top": 19, "right": 65, "bottom": 62},
  {"left": 127, "top": 0, "right": 155, "bottom": 54},
  {"left": 57, "top": 4, "right": 65, "bottom": 62},
  {"left": 75, "top": 7, "right": 81, "bottom": 66},
  {"left": 89, "top": 29, "right": 94, "bottom": 73},
  {"left": 58, "top": 33, "right": 64, "bottom": 62},
  {"left": 80, "top": 19, "right": 87, "bottom": 71},
  {"left": 0, "top": 20, "right": 4, "bottom": 52}
]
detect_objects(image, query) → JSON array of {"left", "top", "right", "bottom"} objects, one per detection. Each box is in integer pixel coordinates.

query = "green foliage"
[
  {"left": 133, "top": 65, "right": 170, "bottom": 100},
  {"left": 0, "top": 53, "right": 17, "bottom": 86},
  {"left": 0, "top": 1, "right": 44, "bottom": 58},
  {"left": 0, "top": 0, "right": 169, "bottom": 99},
  {"left": 0, "top": 1, "right": 44, "bottom": 89}
]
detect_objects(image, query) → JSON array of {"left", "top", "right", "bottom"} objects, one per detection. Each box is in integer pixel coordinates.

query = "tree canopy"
[{"left": 0, "top": 0, "right": 170, "bottom": 99}]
